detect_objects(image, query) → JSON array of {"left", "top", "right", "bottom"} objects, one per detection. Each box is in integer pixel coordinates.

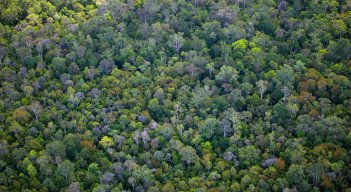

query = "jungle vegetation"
[{"left": 0, "top": 0, "right": 351, "bottom": 191}]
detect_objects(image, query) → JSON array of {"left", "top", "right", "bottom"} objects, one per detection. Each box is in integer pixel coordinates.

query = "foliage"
[{"left": 0, "top": 0, "right": 350, "bottom": 191}]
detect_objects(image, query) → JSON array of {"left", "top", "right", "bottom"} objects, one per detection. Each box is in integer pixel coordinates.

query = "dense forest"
[{"left": 0, "top": 0, "right": 351, "bottom": 191}]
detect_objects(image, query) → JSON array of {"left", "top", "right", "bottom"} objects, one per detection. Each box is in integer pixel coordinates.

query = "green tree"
[
  {"left": 286, "top": 164, "right": 305, "bottom": 187},
  {"left": 256, "top": 80, "right": 268, "bottom": 99},
  {"left": 179, "top": 146, "right": 199, "bottom": 166},
  {"left": 238, "top": 145, "right": 260, "bottom": 168},
  {"left": 168, "top": 33, "right": 185, "bottom": 54},
  {"left": 200, "top": 118, "right": 219, "bottom": 140},
  {"left": 57, "top": 160, "right": 75, "bottom": 184},
  {"left": 132, "top": 165, "right": 155, "bottom": 188},
  {"left": 27, "top": 163, "right": 38, "bottom": 178},
  {"left": 12, "top": 108, "right": 32, "bottom": 125},
  {"left": 215, "top": 65, "right": 239, "bottom": 85},
  {"left": 99, "top": 136, "right": 114, "bottom": 149},
  {"left": 45, "top": 141, "right": 66, "bottom": 163}
]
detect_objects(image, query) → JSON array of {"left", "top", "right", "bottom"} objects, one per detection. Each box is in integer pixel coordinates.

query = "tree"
[
  {"left": 63, "top": 133, "right": 81, "bottom": 159},
  {"left": 278, "top": 1, "right": 287, "bottom": 11},
  {"left": 128, "top": 177, "right": 137, "bottom": 190},
  {"left": 286, "top": 164, "right": 305, "bottom": 187},
  {"left": 0, "top": 0, "right": 23, "bottom": 25},
  {"left": 92, "top": 185, "right": 108, "bottom": 192},
  {"left": 191, "top": 86, "right": 211, "bottom": 112},
  {"left": 256, "top": 80, "right": 268, "bottom": 99},
  {"left": 148, "top": 98, "right": 162, "bottom": 119},
  {"left": 168, "top": 33, "right": 185, "bottom": 54},
  {"left": 57, "top": 160, "right": 75, "bottom": 184},
  {"left": 232, "top": 39, "right": 247, "bottom": 58},
  {"left": 98, "top": 59, "right": 115, "bottom": 75},
  {"left": 132, "top": 165, "right": 155, "bottom": 188},
  {"left": 277, "top": 64, "right": 294, "bottom": 88},
  {"left": 271, "top": 103, "right": 291, "bottom": 126},
  {"left": 100, "top": 172, "right": 115, "bottom": 184},
  {"left": 8, "top": 121, "right": 26, "bottom": 140},
  {"left": 179, "top": 146, "right": 199, "bottom": 166},
  {"left": 238, "top": 145, "right": 260, "bottom": 167},
  {"left": 141, "top": 130, "right": 151, "bottom": 145},
  {"left": 45, "top": 141, "right": 66, "bottom": 164},
  {"left": 214, "top": 4, "right": 239, "bottom": 26},
  {"left": 27, "top": 101, "right": 42, "bottom": 120},
  {"left": 133, "top": 131, "right": 141, "bottom": 145},
  {"left": 215, "top": 65, "right": 239, "bottom": 86},
  {"left": 224, "top": 108, "right": 242, "bottom": 137},
  {"left": 51, "top": 57, "right": 67, "bottom": 76},
  {"left": 200, "top": 118, "right": 220, "bottom": 140},
  {"left": 331, "top": 19, "right": 347, "bottom": 38},
  {"left": 12, "top": 108, "right": 32, "bottom": 125},
  {"left": 102, "top": 0, "right": 128, "bottom": 21},
  {"left": 281, "top": 86, "right": 291, "bottom": 104},
  {"left": 220, "top": 119, "right": 232, "bottom": 137},
  {"left": 308, "top": 162, "right": 324, "bottom": 187},
  {"left": 162, "top": 183, "right": 175, "bottom": 192},
  {"left": 232, "top": 39, "right": 247, "bottom": 51},
  {"left": 27, "top": 163, "right": 38, "bottom": 178},
  {"left": 206, "top": 63, "right": 215, "bottom": 79},
  {"left": 248, "top": 46, "right": 265, "bottom": 74},
  {"left": 137, "top": 0, "right": 160, "bottom": 23},
  {"left": 68, "top": 182, "right": 81, "bottom": 192},
  {"left": 99, "top": 136, "right": 114, "bottom": 149}
]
